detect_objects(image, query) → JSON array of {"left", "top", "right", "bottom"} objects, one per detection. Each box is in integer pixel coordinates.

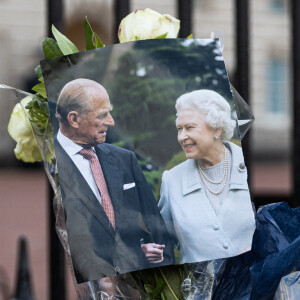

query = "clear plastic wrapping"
[{"left": 2, "top": 37, "right": 256, "bottom": 299}]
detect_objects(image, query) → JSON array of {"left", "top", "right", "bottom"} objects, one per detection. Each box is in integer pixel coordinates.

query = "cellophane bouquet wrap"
[{"left": 4, "top": 8, "right": 258, "bottom": 300}]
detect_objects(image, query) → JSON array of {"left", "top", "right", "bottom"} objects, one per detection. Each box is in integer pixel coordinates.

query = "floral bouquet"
[{"left": 4, "top": 8, "right": 254, "bottom": 300}]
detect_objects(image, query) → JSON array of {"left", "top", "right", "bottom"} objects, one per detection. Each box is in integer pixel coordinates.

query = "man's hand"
[{"left": 141, "top": 243, "right": 165, "bottom": 263}]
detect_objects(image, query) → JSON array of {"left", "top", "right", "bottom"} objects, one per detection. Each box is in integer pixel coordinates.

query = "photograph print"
[{"left": 41, "top": 38, "right": 256, "bottom": 283}]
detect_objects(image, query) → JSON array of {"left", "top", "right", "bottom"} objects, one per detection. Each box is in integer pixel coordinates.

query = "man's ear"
[{"left": 67, "top": 111, "right": 80, "bottom": 128}]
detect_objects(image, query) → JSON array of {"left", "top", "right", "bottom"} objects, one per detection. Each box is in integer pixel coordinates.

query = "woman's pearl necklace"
[{"left": 197, "top": 146, "right": 228, "bottom": 195}]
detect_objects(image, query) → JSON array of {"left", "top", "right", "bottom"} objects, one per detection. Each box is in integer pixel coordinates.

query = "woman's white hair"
[{"left": 175, "top": 89, "right": 236, "bottom": 141}]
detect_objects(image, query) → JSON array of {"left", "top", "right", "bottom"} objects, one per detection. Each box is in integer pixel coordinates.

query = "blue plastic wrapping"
[
  {"left": 213, "top": 202, "right": 300, "bottom": 300},
  {"left": 274, "top": 271, "right": 300, "bottom": 299}
]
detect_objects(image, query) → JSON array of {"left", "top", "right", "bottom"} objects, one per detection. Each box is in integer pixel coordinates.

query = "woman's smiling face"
[{"left": 176, "top": 109, "right": 220, "bottom": 161}]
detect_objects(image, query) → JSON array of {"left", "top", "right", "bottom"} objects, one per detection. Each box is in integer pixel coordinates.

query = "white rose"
[
  {"left": 8, "top": 96, "right": 43, "bottom": 163},
  {"left": 118, "top": 8, "right": 180, "bottom": 43}
]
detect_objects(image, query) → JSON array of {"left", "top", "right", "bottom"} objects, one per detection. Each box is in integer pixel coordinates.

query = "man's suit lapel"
[
  {"left": 54, "top": 137, "right": 115, "bottom": 237},
  {"left": 95, "top": 145, "right": 124, "bottom": 229}
]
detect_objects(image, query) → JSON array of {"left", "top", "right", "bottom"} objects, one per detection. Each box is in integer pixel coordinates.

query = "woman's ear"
[
  {"left": 215, "top": 127, "right": 223, "bottom": 139},
  {"left": 67, "top": 111, "right": 80, "bottom": 128}
]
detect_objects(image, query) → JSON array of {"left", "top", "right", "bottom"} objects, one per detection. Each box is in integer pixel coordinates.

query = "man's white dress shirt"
[{"left": 57, "top": 129, "right": 102, "bottom": 204}]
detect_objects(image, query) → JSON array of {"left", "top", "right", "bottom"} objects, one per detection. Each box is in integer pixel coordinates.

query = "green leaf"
[
  {"left": 32, "top": 83, "right": 47, "bottom": 99},
  {"left": 52, "top": 24, "right": 79, "bottom": 55},
  {"left": 187, "top": 34, "right": 193, "bottom": 38},
  {"left": 25, "top": 95, "right": 49, "bottom": 135},
  {"left": 42, "top": 38, "right": 64, "bottom": 59},
  {"left": 94, "top": 33, "right": 104, "bottom": 48},
  {"left": 159, "top": 266, "right": 185, "bottom": 300},
  {"left": 34, "top": 65, "right": 44, "bottom": 83},
  {"left": 84, "top": 16, "right": 95, "bottom": 50},
  {"left": 36, "top": 97, "right": 49, "bottom": 116},
  {"left": 155, "top": 33, "right": 168, "bottom": 39},
  {"left": 144, "top": 284, "right": 154, "bottom": 294},
  {"left": 34, "top": 65, "right": 42, "bottom": 78},
  {"left": 135, "top": 36, "right": 141, "bottom": 40},
  {"left": 150, "top": 277, "right": 165, "bottom": 298}
]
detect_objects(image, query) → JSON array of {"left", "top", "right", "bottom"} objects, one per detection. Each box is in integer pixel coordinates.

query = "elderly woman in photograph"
[{"left": 158, "top": 89, "right": 256, "bottom": 263}]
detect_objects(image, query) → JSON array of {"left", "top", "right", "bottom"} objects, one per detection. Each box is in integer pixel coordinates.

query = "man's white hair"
[
  {"left": 175, "top": 89, "right": 236, "bottom": 141},
  {"left": 56, "top": 78, "right": 109, "bottom": 126}
]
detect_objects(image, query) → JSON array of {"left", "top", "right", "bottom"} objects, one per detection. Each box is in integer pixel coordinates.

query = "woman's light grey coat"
[{"left": 158, "top": 141, "right": 256, "bottom": 263}]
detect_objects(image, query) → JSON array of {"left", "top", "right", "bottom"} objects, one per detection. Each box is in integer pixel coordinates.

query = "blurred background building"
[{"left": 0, "top": 0, "right": 293, "bottom": 299}]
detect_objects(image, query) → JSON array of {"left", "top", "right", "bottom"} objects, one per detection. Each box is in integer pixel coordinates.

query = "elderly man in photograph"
[{"left": 54, "top": 78, "right": 174, "bottom": 283}]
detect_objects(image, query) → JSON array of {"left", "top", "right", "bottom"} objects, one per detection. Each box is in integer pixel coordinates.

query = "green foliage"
[
  {"left": 84, "top": 17, "right": 96, "bottom": 50},
  {"left": 159, "top": 267, "right": 185, "bottom": 300},
  {"left": 83, "top": 16, "right": 105, "bottom": 50},
  {"left": 155, "top": 32, "right": 168, "bottom": 39},
  {"left": 94, "top": 32, "right": 104, "bottom": 48},
  {"left": 52, "top": 25, "right": 79, "bottom": 55},
  {"left": 32, "top": 82, "right": 47, "bottom": 99},
  {"left": 34, "top": 65, "right": 43, "bottom": 80},
  {"left": 141, "top": 152, "right": 185, "bottom": 202},
  {"left": 33, "top": 67, "right": 45, "bottom": 101},
  {"left": 106, "top": 39, "right": 235, "bottom": 202},
  {"left": 144, "top": 275, "right": 165, "bottom": 299},
  {"left": 112, "top": 140, "right": 126, "bottom": 148},
  {"left": 34, "top": 31, "right": 73, "bottom": 135},
  {"left": 29, "top": 21, "right": 106, "bottom": 145},
  {"left": 174, "top": 249, "right": 181, "bottom": 265},
  {"left": 25, "top": 95, "right": 49, "bottom": 136},
  {"left": 142, "top": 169, "right": 163, "bottom": 201},
  {"left": 42, "top": 38, "right": 64, "bottom": 59},
  {"left": 108, "top": 39, "right": 232, "bottom": 169},
  {"left": 165, "top": 152, "right": 186, "bottom": 171},
  {"left": 131, "top": 266, "right": 185, "bottom": 300}
]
